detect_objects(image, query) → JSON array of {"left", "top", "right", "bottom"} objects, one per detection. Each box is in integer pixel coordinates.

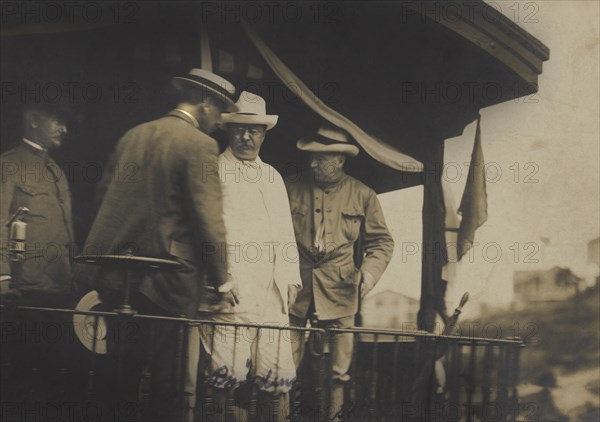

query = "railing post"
[
  {"left": 323, "top": 327, "right": 332, "bottom": 420},
  {"left": 481, "top": 342, "right": 494, "bottom": 420},
  {"left": 84, "top": 315, "right": 98, "bottom": 402},
  {"left": 348, "top": 330, "right": 359, "bottom": 407},
  {"left": 224, "top": 387, "right": 236, "bottom": 421},
  {"left": 466, "top": 340, "right": 477, "bottom": 422},
  {"left": 248, "top": 383, "right": 258, "bottom": 421},
  {"left": 506, "top": 337, "right": 523, "bottom": 422},
  {"left": 391, "top": 335, "right": 400, "bottom": 421},
  {"left": 497, "top": 344, "right": 510, "bottom": 422},
  {"left": 289, "top": 328, "right": 304, "bottom": 422},
  {"left": 200, "top": 324, "right": 217, "bottom": 422},
  {"left": 448, "top": 340, "right": 461, "bottom": 407},
  {"left": 368, "top": 333, "right": 379, "bottom": 422},
  {"left": 174, "top": 319, "right": 191, "bottom": 422}
]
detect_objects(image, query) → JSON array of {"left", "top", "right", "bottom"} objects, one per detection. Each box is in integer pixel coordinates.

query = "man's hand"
[
  {"left": 360, "top": 270, "right": 376, "bottom": 300},
  {"left": 288, "top": 284, "right": 301, "bottom": 307},
  {"left": 0, "top": 275, "right": 12, "bottom": 294},
  {"left": 216, "top": 282, "right": 240, "bottom": 306},
  {"left": 0, "top": 276, "right": 21, "bottom": 304}
]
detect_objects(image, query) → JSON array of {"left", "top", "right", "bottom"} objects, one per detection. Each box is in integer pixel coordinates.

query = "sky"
[{"left": 371, "top": 1, "right": 600, "bottom": 317}]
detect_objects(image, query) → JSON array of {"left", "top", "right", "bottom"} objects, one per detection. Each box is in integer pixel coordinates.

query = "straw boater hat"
[
  {"left": 297, "top": 123, "right": 360, "bottom": 157},
  {"left": 73, "top": 290, "right": 108, "bottom": 354},
  {"left": 171, "top": 68, "right": 237, "bottom": 112},
  {"left": 220, "top": 91, "right": 278, "bottom": 130}
]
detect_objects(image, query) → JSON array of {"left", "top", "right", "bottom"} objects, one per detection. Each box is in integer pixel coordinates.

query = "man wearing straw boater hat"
[
  {"left": 287, "top": 123, "right": 394, "bottom": 419},
  {"left": 186, "top": 91, "right": 302, "bottom": 422},
  {"left": 78, "top": 68, "right": 238, "bottom": 421}
]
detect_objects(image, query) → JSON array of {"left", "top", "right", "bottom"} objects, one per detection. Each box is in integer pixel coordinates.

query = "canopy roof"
[{"left": 1, "top": 1, "right": 549, "bottom": 206}]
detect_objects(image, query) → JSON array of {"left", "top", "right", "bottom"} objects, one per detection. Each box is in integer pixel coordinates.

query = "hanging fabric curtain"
[
  {"left": 199, "top": 26, "right": 213, "bottom": 71},
  {"left": 241, "top": 21, "right": 423, "bottom": 173}
]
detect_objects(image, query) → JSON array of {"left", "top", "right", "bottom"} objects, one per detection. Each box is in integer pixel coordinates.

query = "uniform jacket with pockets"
[
  {"left": 0, "top": 142, "right": 74, "bottom": 294},
  {"left": 286, "top": 174, "right": 394, "bottom": 320}
]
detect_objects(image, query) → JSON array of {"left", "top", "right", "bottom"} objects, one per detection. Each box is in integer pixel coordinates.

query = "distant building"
[
  {"left": 588, "top": 237, "right": 599, "bottom": 265},
  {"left": 513, "top": 266, "right": 586, "bottom": 305},
  {"left": 361, "top": 290, "right": 419, "bottom": 330}
]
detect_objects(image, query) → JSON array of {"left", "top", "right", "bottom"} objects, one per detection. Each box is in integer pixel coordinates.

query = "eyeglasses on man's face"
[{"left": 231, "top": 126, "right": 266, "bottom": 138}]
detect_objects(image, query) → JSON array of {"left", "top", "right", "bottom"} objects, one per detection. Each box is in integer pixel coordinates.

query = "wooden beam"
[{"left": 418, "top": 139, "right": 445, "bottom": 332}]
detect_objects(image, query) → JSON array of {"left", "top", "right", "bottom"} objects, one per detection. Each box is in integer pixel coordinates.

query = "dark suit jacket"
[
  {"left": 0, "top": 142, "right": 74, "bottom": 294},
  {"left": 78, "top": 110, "right": 228, "bottom": 317}
]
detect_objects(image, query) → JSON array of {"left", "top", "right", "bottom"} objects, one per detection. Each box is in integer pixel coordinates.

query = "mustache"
[{"left": 235, "top": 141, "right": 254, "bottom": 148}]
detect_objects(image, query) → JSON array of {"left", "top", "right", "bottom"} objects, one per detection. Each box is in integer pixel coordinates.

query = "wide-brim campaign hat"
[
  {"left": 172, "top": 68, "right": 237, "bottom": 112},
  {"left": 73, "top": 290, "right": 108, "bottom": 354},
  {"left": 297, "top": 123, "right": 360, "bottom": 157},
  {"left": 221, "top": 91, "right": 278, "bottom": 130}
]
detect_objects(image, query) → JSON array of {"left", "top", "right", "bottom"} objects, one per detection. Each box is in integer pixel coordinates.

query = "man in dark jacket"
[{"left": 78, "top": 68, "right": 238, "bottom": 420}]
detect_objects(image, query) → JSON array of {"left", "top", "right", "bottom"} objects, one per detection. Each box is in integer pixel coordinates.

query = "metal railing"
[{"left": 0, "top": 304, "right": 523, "bottom": 422}]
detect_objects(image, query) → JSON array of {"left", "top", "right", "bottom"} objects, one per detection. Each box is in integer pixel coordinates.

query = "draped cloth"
[{"left": 242, "top": 21, "right": 424, "bottom": 173}]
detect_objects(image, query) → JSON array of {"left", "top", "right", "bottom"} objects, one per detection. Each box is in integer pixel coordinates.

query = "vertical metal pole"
[
  {"left": 481, "top": 343, "right": 493, "bottom": 419},
  {"left": 118, "top": 255, "right": 136, "bottom": 316},
  {"left": 140, "top": 323, "right": 155, "bottom": 418},
  {"left": 86, "top": 315, "right": 100, "bottom": 402},
  {"left": 419, "top": 142, "right": 445, "bottom": 333},
  {"left": 368, "top": 333, "right": 379, "bottom": 422},
  {"left": 349, "top": 331, "right": 360, "bottom": 404},
  {"left": 510, "top": 339, "right": 523, "bottom": 422},
  {"left": 409, "top": 336, "right": 422, "bottom": 421},
  {"left": 466, "top": 340, "right": 477, "bottom": 422},
  {"left": 290, "top": 328, "right": 301, "bottom": 422},
  {"left": 498, "top": 344, "right": 510, "bottom": 421},
  {"left": 225, "top": 325, "right": 238, "bottom": 421},
  {"left": 324, "top": 328, "right": 333, "bottom": 420},
  {"left": 224, "top": 388, "right": 236, "bottom": 421},
  {"left": 449, "top": 340, "right": 461, "bottom": 406},
  {"left": 248, "top": 383, "right": 259, "bottom": 421},
  {"left": 391, "top": 335, "right": 400, "bottom": 408}
]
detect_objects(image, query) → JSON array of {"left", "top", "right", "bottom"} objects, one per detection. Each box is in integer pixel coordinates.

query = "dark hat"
[
  {"left": 172, "top": 68, "right": 237, "bottom": 112},
  {"left": 21, "top": 99, "right": 75, "bottom": 123}
]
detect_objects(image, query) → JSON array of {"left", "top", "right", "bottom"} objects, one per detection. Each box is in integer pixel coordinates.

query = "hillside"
[{"left": 459, "top": 286, "right": 600, "bottom": 421}]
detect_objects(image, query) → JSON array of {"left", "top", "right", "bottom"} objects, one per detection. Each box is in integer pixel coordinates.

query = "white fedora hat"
[
  {"left": 221, "top": 91, "right": 278, "bottom": 130},
  {"left": 297, "top": 123, "right": 360, "bottom": 157},
  {"left": 172, "top": 68, "right": 237, "bottom": 112},
  {"left": 73, "top": 290, "right": 108, "bottom": 354}
]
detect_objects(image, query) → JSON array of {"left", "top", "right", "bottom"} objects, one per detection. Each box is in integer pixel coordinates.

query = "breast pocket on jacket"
[
  {"left": 12, "top": 184, "right": 50, "bottom": 220},
  {"left": 340, "top": 207, "right": 364, "bottom": 242}
]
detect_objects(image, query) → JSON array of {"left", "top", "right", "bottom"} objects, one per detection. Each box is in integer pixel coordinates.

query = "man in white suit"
[{"left": 187, "top": 92, "right": 302, "bottom": 422}]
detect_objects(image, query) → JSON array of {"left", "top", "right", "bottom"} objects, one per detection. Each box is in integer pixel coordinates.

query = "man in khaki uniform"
[
  {"left": 286, "top": 124, "right": 394, "bottom": 419},
  {"left": 0, "top": 102, "right": 75, "bottom": 404},
  {"left": 0, "top": 103, "right": 74, "bottom": 300}
]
